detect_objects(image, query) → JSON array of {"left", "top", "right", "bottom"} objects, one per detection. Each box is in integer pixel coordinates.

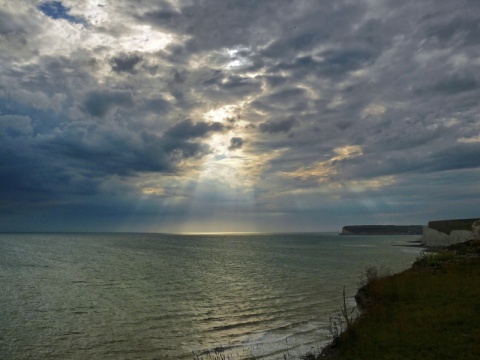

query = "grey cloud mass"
[
  {"left": 109, "top": 52, "right": 144, "bottom": 74},
  {"left": 83, "top": 89, "right": 134, "bottom": 117},
  {"left": 0, "top": 0, "right": 479, "bottom": 232},
  {"left": 259, "top": 117, "right": 297, "bottom": 134},
  {"left": 163, "top": 119, "right": 225, "bottom": 139},
  {"left": 228, "top": 137, "right": 244, "bottom": 151}
]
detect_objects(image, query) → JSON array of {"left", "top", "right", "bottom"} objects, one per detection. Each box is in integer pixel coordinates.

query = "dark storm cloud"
[
  {"left": 136, "top": 0, "right": 285, "bottom": 51},
  {"left": 431, "top": 76, "right": 479, "bottom": 95},
  {"left": 262, "top": 32, "right": 319, "bottom": 59},
  {"left": 201, "top": 70, "right": 223, "bottom": 87},
  {"left": 0, "top": 114, "right": 33, "bottom": 136},
  {"left": 39, "top": 118, "right": 226, "bottom": 178},
  {"left": 143, "top": 97, "right": 171, "bottom": 115},
  {"left": 83, "top": 89, "right": 134, "bottom": 118},
  {"left": 219, "top": 76, "right": 260, "bottom": 91},
  {"left": 41, "top": 127, "right": 169, "bottom": 175},
  {"left": 266, "top": 88, "right": 306, "bottom": 104},
  {"left": 267, "top": 48, "right": 375, "bottom": 84},
  {"left": 228, "top": 137, "right": 244, "bottom": 151},
  {"left": 0, "top": 116, "right": 225, "bottom": 211},
  {"left": 263, "top": 75, "right": 289, "bottom": 88},
  {"left": 109, "top": 52, "right": 143, "bottom": 74},
  {"left": 0, "top": 134, "right": 100, "bottom": 209},
  {"left": 200, "top": 74, "right": 263, "bottom": 102},
  {"left": 139, "top": 7, "right": 182, "bottom": 28},
  {"left": 163, "top": 119, "right": 225, "bottom": 140},
  {"left": 319, "top": 48, "right": 377, "bottom": 76},
  {"left": 264, "top": 19, "right": 395, "bottom": 86},
  {"left": 252, "top": 88, "right": 307, "bottom": 113},
  {"left": 259, "top": 117, "right": 297, "bottom": 134},
  {"left": 332, "top": 141, "right": 480, "bottom": 183},
  {"left": 426, "top": 142, "right": 480, "bottom": 173},
  {"left": 10, "top": 55, "right": 97, "bottom": 92},
  {"left": 425, "top": 14, "right": 480, "bottom": 46}
]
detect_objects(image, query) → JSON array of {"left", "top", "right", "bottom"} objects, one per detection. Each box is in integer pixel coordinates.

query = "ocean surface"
[{"left": 0, "top": 232, "right": 423, "bottom": 359}]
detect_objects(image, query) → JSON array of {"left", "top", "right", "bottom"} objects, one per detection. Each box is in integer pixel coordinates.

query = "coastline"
[{"left": 316, "top": 239, "right": 480, "bottom": 359}]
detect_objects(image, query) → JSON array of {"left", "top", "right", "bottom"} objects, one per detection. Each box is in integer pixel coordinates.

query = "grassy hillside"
[{"left": 323, "top": 240, "right": 480, "bottom": 360}]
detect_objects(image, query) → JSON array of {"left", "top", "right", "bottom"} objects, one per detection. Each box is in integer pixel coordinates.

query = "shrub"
[
  {"left": 358, "top": 264, "right": 390, "bottom": 288},
  {"left": 415, "top": 251, "right": 457, "bottom": 267}
]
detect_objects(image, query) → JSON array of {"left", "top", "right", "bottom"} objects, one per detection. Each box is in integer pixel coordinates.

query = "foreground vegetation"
[{"left": 322, "top": 240, "right": 480, "bottom": 360}]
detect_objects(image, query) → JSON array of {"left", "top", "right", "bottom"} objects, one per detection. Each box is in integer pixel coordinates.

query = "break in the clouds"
[
  {"left": 0, "top": 0, "right": 479, "bottom": 233},
  {"left": 39, "top": 1, "right": 86, "bottom": 24}
]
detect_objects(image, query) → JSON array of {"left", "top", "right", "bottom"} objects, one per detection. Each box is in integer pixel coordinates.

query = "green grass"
[
  {"left": 414, "top": 251, "right": 458, "bottom": 266},
  {"left": 332, "top": 244, "right": 480, "bottom": 360}
]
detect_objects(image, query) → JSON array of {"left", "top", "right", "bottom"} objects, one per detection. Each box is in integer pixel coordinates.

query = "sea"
[{"left": 0, "top": 232, "right": 423, "bottom": 360}]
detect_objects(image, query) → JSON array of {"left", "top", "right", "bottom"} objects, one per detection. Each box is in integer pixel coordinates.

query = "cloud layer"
[{"left": 1, "top": 0, "right": 479, "bottom": 232}]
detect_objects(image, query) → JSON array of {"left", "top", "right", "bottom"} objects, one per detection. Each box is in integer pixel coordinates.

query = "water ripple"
[{"left": 0, "top": 233, "right": 422, "bottom": 359}]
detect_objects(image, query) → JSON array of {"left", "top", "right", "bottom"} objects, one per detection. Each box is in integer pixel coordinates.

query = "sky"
[{"left": 1, "top": 0, "right": 479, "bottom": 233}]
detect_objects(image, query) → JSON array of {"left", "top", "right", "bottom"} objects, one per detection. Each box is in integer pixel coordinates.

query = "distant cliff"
[
  {"left": 421, "top": 218, "right": 478, "bottom": 246},
  {"left": 341, "top": 225, "right": 423, "bottom": 235}
]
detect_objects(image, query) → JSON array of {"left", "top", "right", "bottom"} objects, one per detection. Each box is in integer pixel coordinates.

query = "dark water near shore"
[{"left": 0, "top": 233, "right": 422, "bottom": 359}]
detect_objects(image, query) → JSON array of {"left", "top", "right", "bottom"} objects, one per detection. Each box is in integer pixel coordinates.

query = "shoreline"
[{"left": 316, "top": 239, "right": 480, "bottom": 359}]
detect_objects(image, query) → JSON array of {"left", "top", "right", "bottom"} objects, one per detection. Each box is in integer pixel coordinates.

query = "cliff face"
[
  {"left": 420, "top": 218, "right": 479, "bottom": 247},
  {"left": 427, "top": 218, "right": 478, "bottom": 235},
  {"left": 421, "top": 226, "right": 475, "bottom": 247},
  {"left": 341, "top": 225, "right": 423, "bottom": 235}
]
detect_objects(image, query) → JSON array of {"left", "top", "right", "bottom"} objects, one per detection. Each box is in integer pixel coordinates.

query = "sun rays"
[{"left": 175, "top": 105, "right": 258, "bottom": 233}]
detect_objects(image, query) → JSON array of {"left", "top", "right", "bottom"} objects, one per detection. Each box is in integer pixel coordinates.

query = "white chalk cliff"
[{"left": 421, "top": 226, "right": 475, "bottom": 247}]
